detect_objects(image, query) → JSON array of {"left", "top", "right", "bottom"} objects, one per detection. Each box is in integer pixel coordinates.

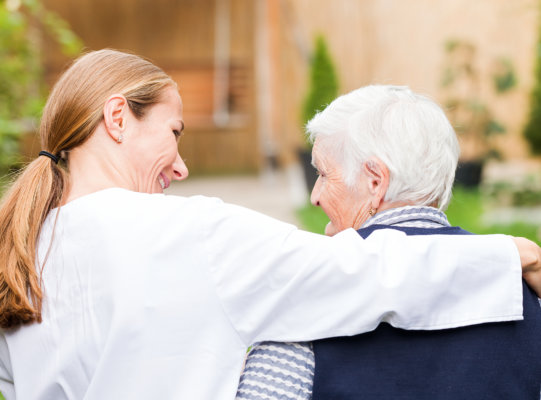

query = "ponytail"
[{"left": 0, "top": 155, "right": 66, "bottom": 328}]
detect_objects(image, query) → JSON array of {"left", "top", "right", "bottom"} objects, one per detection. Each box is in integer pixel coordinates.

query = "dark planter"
[
  {"left": 298, "top": 148, "right": 318, "bottom": 193},
  {"left": 454, "top": 160, "right": 484, "bottom": 187}
]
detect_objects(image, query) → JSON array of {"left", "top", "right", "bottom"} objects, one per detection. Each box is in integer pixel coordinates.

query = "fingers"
[{"left": 514, "top": 237, "right": 541, "bottom": 297}]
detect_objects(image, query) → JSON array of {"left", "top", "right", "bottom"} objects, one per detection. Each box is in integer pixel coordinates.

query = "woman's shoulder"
[
  {"left": 39, "top": 189, "right": 231, "bottom": 250},
  {"left": 64, "top": 187, "right": 221, "bottom": 208},
  {"left": 46, "top": 187, "right": 298, "bottom": 251},
  {"left": 57, "top": 188, "right": 223, "bottom": 221}
]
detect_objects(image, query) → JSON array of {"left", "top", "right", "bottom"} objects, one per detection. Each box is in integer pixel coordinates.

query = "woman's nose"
[
  {"left": 172, "top": 152, "right": 189, "bottom": 181},
  {"left": 310, "top": 177, "right": 321, "bottom": 206}
]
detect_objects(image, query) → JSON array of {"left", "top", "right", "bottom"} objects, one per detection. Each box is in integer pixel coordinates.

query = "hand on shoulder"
[{"left": 515, "top": 237, "right": 541, "bottom": 297}]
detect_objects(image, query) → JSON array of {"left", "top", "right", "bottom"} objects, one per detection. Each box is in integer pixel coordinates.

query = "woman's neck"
[{"left": 63, "top": 132, "right": 134, "bottom": 204}]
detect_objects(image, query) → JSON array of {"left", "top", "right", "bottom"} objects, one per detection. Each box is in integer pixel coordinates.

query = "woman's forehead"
[
  {"left": 313, "top": 139, "right": 337, "bottom": 166},
  {"left": 153, "top": 87, "right": 183, "bottom": 118}
]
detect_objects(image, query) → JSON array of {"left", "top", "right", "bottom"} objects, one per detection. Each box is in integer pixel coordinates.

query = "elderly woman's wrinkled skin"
[
  {"left": 311, "top": 138, "right": 409, "bottom": 237},
  {"left": 311, "top": 139, "right": 373, "bottom": 236}
]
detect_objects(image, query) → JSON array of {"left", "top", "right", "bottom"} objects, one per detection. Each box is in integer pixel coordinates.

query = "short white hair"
[{"left": 306, "top": 85, "right": 459, "bottom": 210}]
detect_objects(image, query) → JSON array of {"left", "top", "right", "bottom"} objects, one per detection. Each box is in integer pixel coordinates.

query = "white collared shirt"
[{"left": 0, "top": 189, "right": 522, "bottom": 399}]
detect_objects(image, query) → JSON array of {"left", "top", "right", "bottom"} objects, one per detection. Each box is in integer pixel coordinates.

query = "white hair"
[{"left": 306, "top": 85, "right": 460, "bottom": 210}]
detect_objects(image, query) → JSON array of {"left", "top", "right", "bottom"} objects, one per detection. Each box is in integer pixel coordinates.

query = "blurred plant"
[
  {"left": 298, "top": 35, "right": 339, "bottom": 192},
  {"left": 441, "top": 39, "right": 514, "bottom": 164},
  {"left": 524, "top": 9, "right": 541, "bottom": 155},
  {"left": 301, "top": 35, "right": 339, "bottom": 134},
  {"left": 0, "top": 0, "right": 82, "bottom": 175},
  {"left": 492, "top": 57, "right": 517, "bottom": 93},
  {"left": 441, "top": 39, "right": 476, "bottom": 87},
  {"left": 483, "top": 174, "right": 541, "bottom": 207},
  {"left": 445, "top": 186, "right": 540, "bottom": 242}
]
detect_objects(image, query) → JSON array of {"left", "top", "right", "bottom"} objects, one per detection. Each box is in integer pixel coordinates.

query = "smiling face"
[
  {"left": 310, "top": 138, "right": 373, "bottom": 236},
  {"left": 125, "top": 86, "right": 188, "bottom": 193}
]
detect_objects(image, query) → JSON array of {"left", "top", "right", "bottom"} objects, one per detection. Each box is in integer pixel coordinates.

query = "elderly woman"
[
  {"left": 236, "top": 85, "right": 541, "bottom": 399},
  {"left": 0, "top": 52, "right": 539, "bottom": 400}
]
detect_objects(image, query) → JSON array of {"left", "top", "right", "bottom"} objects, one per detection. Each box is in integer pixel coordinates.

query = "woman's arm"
[{"left": 201, "top": 198, "right": 524, "bottom": 345}]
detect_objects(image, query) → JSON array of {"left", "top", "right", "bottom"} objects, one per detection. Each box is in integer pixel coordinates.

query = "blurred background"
[{"left": 2, "top": 0, "right": 541, "bottom": 240}]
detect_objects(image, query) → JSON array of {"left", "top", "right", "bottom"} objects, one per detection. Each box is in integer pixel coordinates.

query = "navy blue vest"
[{"left": 312, "top": 225, "right": 541, "bottom": 399}]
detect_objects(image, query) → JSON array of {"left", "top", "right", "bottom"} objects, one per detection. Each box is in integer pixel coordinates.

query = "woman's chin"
[
  {"left": 149, "top": 182, "right": 164, "bottom": 194},
  {"left": 324, "top": 221, "right": 338, "bottom": 237}
]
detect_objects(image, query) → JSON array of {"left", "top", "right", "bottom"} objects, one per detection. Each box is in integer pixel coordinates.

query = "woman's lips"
[{"left": 158, "top": 173, "right": 170, "bottom": 190}]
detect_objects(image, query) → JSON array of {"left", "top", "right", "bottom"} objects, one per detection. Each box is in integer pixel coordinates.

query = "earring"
[
  {"left": 117, "top": 134, "right": 124, "bottom": 143},
  {"left": 369, "top": 208, "right": 376, "bottom": 217}
]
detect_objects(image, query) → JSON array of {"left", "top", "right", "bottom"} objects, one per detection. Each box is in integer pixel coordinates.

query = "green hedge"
[
  {"left": 524, "top": 8, "right": 541, "bottom": 154},
  {"left": 301, "top": 35, "right": 339, "bottom": 129}
]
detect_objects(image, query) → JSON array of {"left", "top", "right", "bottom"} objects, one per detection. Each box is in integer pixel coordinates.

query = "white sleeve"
[
  {"left": 0, "top": 333, "right": 14, "bottom": 400},
  {"left": 202, "top": 199, "right": 522, "bottom": 346}
]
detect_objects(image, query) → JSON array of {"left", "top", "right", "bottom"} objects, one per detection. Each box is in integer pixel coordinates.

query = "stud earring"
[
  {"left": 117, "top": 134, "right": 124, "bottom": 143},
  {"left": 368, "top": 208, "right": 376, "bottom": 217}
]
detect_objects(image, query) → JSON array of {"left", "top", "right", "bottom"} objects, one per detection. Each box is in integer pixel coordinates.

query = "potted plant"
[
  {"left": 298, "top": 35, "right": 339, "bottom": 191},
  {"left": 441, "top": 40, "right": 515, "bottom": 187}
]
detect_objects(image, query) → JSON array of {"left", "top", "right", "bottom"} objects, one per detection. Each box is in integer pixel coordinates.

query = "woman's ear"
[
  {"left": 362, "top": 158, "right": 390, "bottom": 209},
  {"left": 103, "top": 94, "right": 128, "bottom": 143}
]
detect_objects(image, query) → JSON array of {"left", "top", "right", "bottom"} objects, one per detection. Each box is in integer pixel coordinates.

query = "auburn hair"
[{"left": 0, "top": 49, "right": 175, "bottom": 328}]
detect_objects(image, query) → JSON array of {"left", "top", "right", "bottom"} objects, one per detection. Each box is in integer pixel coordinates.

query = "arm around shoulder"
[{"left": 203, "top": 198, "right": 525, "bottom": 344}]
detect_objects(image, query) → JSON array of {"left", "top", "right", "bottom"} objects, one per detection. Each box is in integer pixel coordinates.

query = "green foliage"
[
  {"left": 0, "top": 4, "right": 42, "bottom": 172},
  {"left": 296, "top": 201, "right": 328, "bottom": 234},
  {"left": 446, "top": 186, "right": 539, "bottom": 242},
  {"left": 301, "top": 35, "right": 339, "bottom": 130},
  {"left": 0, "top": 0, "right": 83, "bottom": 175},
  {"left": 483, "top": 174, "right": 541, "bottom": 207},
  {"left": 485, "top": 119, "right": 506, "bottom": 136},
  {"left": 524, "top": 26, "right": 541, "bottom": 154},
  {"left": 444, "top": 39, "right": 461, "bottom": 53},
  {"left": 43, "top": 13, "right": 82, "bottom": 55},
  {"left": 441, "top": 39, "right": 476, "bottom": 88},
  {"left": 493, "top": 57, "right": 517, "bottom": 93},
  {"left": 441, "top": 39, "right": 513, "bottom": 161}
]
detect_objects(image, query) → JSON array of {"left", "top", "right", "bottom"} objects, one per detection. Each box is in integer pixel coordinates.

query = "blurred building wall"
[
  {"left": 277, "top": 0, "right": 539, "bottom": 162},
  {"left": 42, "top": 0, "right": 259, "bottom": 174},
  {"left": 39, "top": 0, "right": 539, "bottom": 173}
]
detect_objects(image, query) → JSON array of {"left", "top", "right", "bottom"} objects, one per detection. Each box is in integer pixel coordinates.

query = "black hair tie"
[{"left": 39, "top": 151, "right": 60, "bottom": 164}]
